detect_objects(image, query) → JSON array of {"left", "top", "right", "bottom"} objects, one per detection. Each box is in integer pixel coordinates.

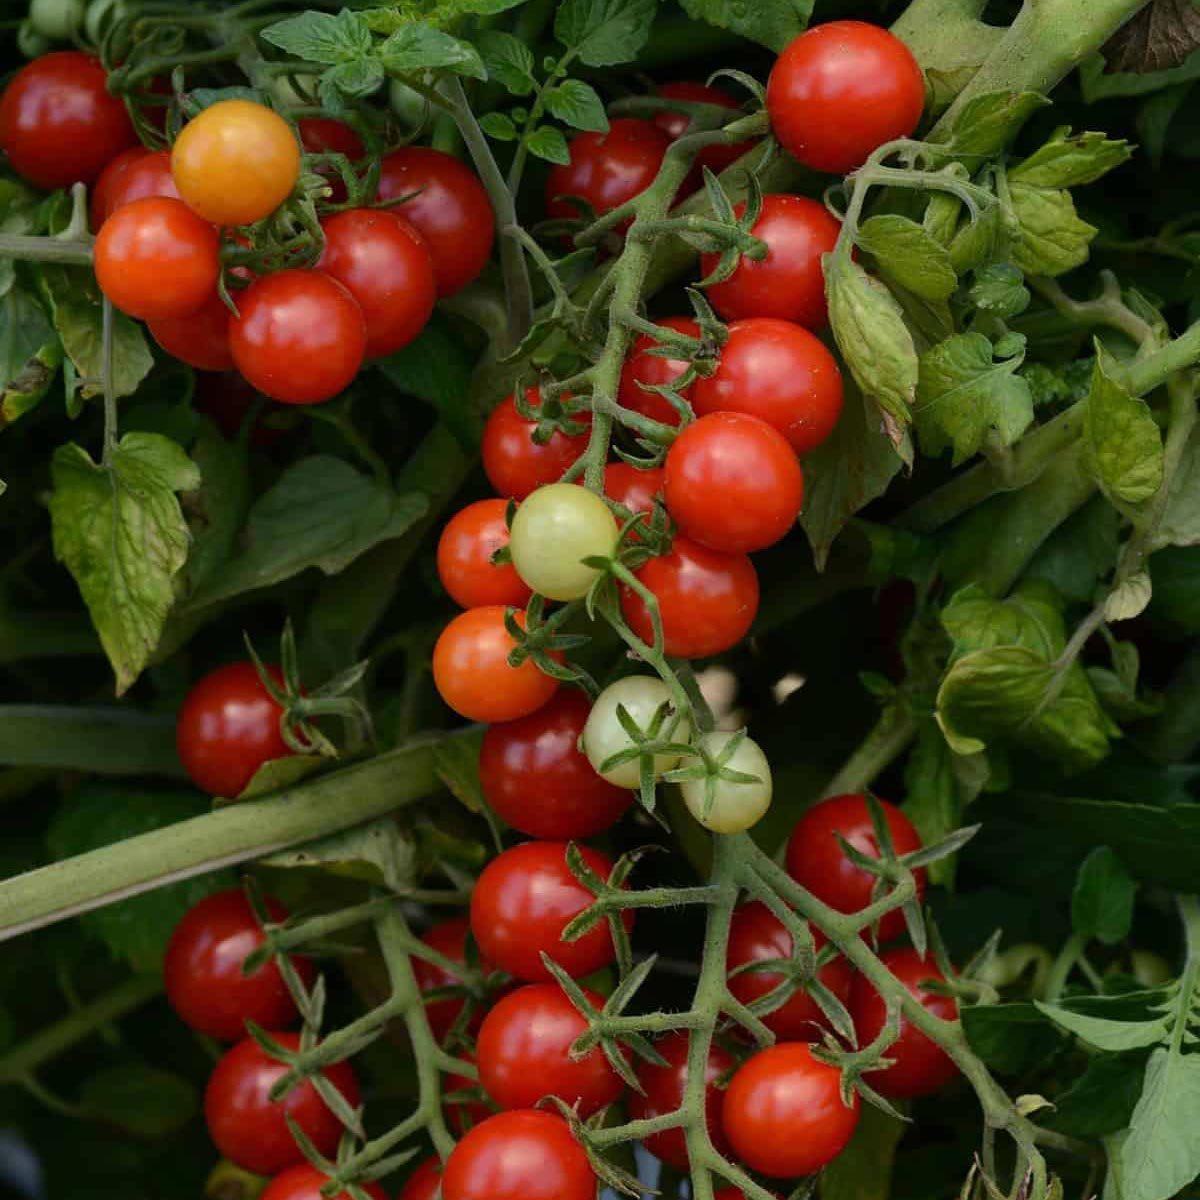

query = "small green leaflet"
[
  {"left": 1036, "top": 992, "right": 1173, "bottom": 1053},
  {"left": 968, "top": 264, "right": 1030, "bottom": 318},
  {"left": 678, "top": 0, "right": 812, "bottom": 52},
  {"left": 380, "top": 25, "right": 486, "bottom": 80},
  {"left": 1082, "top": 349, "right": 1164, "bottom": 506},
  {"left": 181, "top": 418, "right": 250, "bottom": 598},
  {"left": 50, "top": 433, "right": 200, "bottom": 695},
  {"left": 477, "top": 29, "right": 536, "bottom": 95},
  {"left": 1154, "top": 422, "right": 1200, "bottom": 548},
  {"left": 1072, "top": 845, "right": 1137, "bottom": 944},
  {"left": 1009, "top": 126, "right": 1133, "bottom": 188},
  {"left": 942, "top": 90, "right": 1050, "bottom": 161},
  {"left": 1120, "top": 1045, "right": 1200, "bottom": 1200},
  {"left": 261, "top": 10, "right": 372, "bottom": 63},
  {"left": 0, "top": 284, "right": 60, "bottom": 427},
  {"left": 525, "top": 124, "right": 572, "bottom": 165},
  {"left": 1009, "top": 182, "right": 1098, "bottom": 277},
  {"left": 263, "top": 815, "right": 417, "bottom": 892},
  {"left": 544, "top": 79, "right": 609, "bottom": 132},
  {"left": 856, "top": 214, "right": 958, "bottom": 302},
  {"left": 554, "top": 0, "right": 657, "bottom": 67}
]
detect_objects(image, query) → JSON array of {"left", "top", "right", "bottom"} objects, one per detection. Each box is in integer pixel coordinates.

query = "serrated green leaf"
[
  {"left": 857, "top": 214, "right": 957, "bottom": 302},
  {"left": 1036, "top": 998, "right": 1170, "bottom": 1052},
  {"left": 0, "top": 283, "right": 60, "bottom": 427},
  {"left": 325, "top": 57, "right": 386, "bottom": 99},
  {"left": 223, "top": 754, "right": 326, "bottom": 806},
  {"left": 1071, "top": 846, "right": 1136, "bottom": 944},
  {"left": 80, "top": 1064, "right": 198, "bottom": 1137},
  {"left": 479, "top": 111, "right": 519, "bottom": 140},
  {"left": 968, "top": 263, "right": 1030, "bottom": 318},
  {"left": 181, "top": 419, "right": 249, "bottom": 598},
  {"left": 262, "top": 816, "right": 416, "bottom": 891},
  {"left": 525, "top": 124, "right": 572, "bottom": 165},
  {"left": 1009, "top": 127, "right": 1133, "bottom": 188},
  {"left": 1119, "top": 1046, "right": 1200, "bottom": 1200},
  {"left": 50, "top": 433, "right": 199, "bottom": 694},
  {"left": 554, "top": 0, "right": 657, "bottom": 67},
  {"left": 545, "top": 79, "right": 609, "bottom": 132},
  {"left": 1153, "top": 422, "right": 1200, "bottom": 548},
  {"left": 261, "top": 10, "right": 371, "bottom": 64},
  {"left": 1082, "top": 350, "right": 1164, "bottom": 506},
  {"left": 943, "top": 90, "right": 1050, "bottom": 160},
  {"left": 1046, "top": 1054, "right": 1146, "bottom": 1139},
  {"left": 432, "top": 728, "right": 487, "bottom": 813},
  {"left": 477, "top": 29, "right": 536, "bottom": 95},
  {"left": 1009, "top": 182, "right": 1098, "bottom": 277},
  {"left": 380, "top": 25, "right": 486, "bottom": 79},
  {"left": 678, "top": 0, "right": 811, "bottom": 52},
  {"left": 950, "top": 202, "right": 1019, "bottom": 274},
  {"left": 942, "top": 581, "right": 1067, "bottom": 660}
]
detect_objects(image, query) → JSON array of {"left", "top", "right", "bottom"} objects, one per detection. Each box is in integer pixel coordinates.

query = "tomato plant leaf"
[
  {"left": 1009, "top": 127, "right": 1134, "bottom": 188},
  {"left": 324, "top": 58, "right": 387, "bottom": 100},
  {"left": 525, "top": 124, "right": 572, "bottom": 165},
  {"left": 544, "top": 79, "right": 609, "bottom": 132},
  {"left": 554, "top": 0, "right": 657, "bottom": 67},
  {"left": 0, "top": 283, "right": 60, "bottom": 428},
  {"left": 1046, "top": 1053, "right": 1147, "bottom": 1138},
  {"left": 1026, "top": 496, "right": 1120, "bottom": 604},
  {"left": 1104, "top": 572, "right": 1154, "bottom": 622},
  {"left": 1072, "top": 846, "right": 1137, "bottom": 944},
  {"left": 1102, "top": 0, "right": 1200, "bottom": 74},
  {"left": 261, "top": 10, "right": 372, "bottom": 64},
  {"left": 857, "top": 214, "right": 958, "bottom": 303},
  {"left": 818, "top": 1103, "right": 905, "bottom": 1200},
  {"left": 677, "top": 0, "right": 812, "bottom": 52},
  {"left": 942, "top": 91, "right": 1050, "bottom": 160},
  {"left": 380, "top": 26, "right": 487, "bottom": 80},
  {"left": 967, "top": 264, "right": 1030, "bottom": 319},
  {"left": 1009, "top": 181, "right": 1098, "bottom": 277},
  {"left": 479, "top": 111, "right": 520, "bottom": 140},
  {"left": 477, "top": 29, "right": 536, "bottom": 95},
  {"left": 1036, "top": 995, "right": 1173, "bottom": 1052},
  {"left": 180, "top": 419, "right": 250, "bottom": 598},
  {"left": 1118, "top": 1046, "right": 1200, "bottom": 1200},
  {"left": 49, "top": 433, "right": 199, "bottom": 695},
  {"left": 261, "top": 815, "right": 417, "bottom": 891},
  {"left": 79, "top": 1064, "right": 198, "bottom": 1137},
  {"left": 1082, "top": 350, "right": 1165, "bottom": 507},
  {"left": 1153, "top": 422, "right": 1200, "bottom": 548},
  {"left": 961, "top": 1003, "right": 1064, "bottom": 1073}
]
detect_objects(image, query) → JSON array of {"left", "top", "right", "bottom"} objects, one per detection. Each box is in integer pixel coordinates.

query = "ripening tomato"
[
  {"left": 260, "top": 1164, "right": 386, "bottom": 1200},
  {"left": 172, "top": 99, "right": 300, "bottom": 226},
  {"left": 477, "top": 983, "right": 625, "bottom": 1115},
  {"left": 767, "top": 22, "right": 926, "bottom": 174},
  {"left": 317, "top": 208, "right": 435, "bottom": 358},
  {"left": 726, "top": 902, "right": 854, "bottom": 1041},
  {"left": 399, "top": 1156, "right": 444, "bottom": 1200},
  {"left": 90, "top": 146, "right": 181, "bottom": 230},
  {"left": 204, "top": 1032, "right": 360, "bottom": 1176},
  {"left": 617, "top": 316, "right": 698, "bottom": 427},
  {"left": 785, "top": 793, "right": 926, "bottom": 943},
  {"left": 655, "top": 82, "right": 754, "bottom": 179},
  {"left": 628, "top": 1032, "right": 734, "bottom": 1170},
  {"left": 94, "top": 197, "right": 220, "bottom": 321},
  {"left": 722, "top": 1043, "right": 858, "bottom": 1178},
  {"left": 704, "top": 195, "right": 842, "bottom": 328},
  {"left": 148, "top": 290, "right": 234, "bottom": 372},
  {"left": 176, "top": 661, "right": 292, "bottom": 798},
  {"left": 164, "top": 889, "right": 314, "bottom": 1042},
  {"left": 680, "top": 730, "right": 772, "bottom": 834},
  {"left": 376, "top": 146, "right": 495, "bottom": 296},
  {"left": 620, "top": 535, "right": 758, "bottom": 659},
  {"left": 229, "top": 269, "right": 367, "bottom": 405},
  {"left": 437, "top": 498, "right": 532, "bottom": 610},
  {"left": 604, "top": 462, "right": 665, "bottom": 519},
  {"left": 297, "top": 116, "right": 364, "bottom": 204},
  {"left": 509, "top": 482, "right": 619, "bottom": 601},
  {"left": 582, "top": 675, "right": 690, "bottom": 789},
  {"left": 469, "top": 841, "right": 631, "bottom": 982},
  {"left": 665, "top": 412, "right": 804, "bottom": 553},
  {"left": 691, "top": 318, "right": 843, "bottom": 455},
  {"left": 413, "top": 917, "right": 492, "bottom": 1042},
  {"left": 442, "top": 1110, "right": 595, "bottom": 1200},
  {"left": 0, "top": 51, "right": 136, "bottom": 190},
  {"left": 851, "top": 948, "right": 959, "bottom": 1098},
  {"left": 545, "top": 118, "right": 670, "bottom": 231},
  {"left": 481, "top": 388, "right": 590, "bottom": 500},
  {"left": 480, "top": 690, "right": 632, "bottom": 840},
  {"left": 432, "top": 606, "right": 560, "bottom": 723}
]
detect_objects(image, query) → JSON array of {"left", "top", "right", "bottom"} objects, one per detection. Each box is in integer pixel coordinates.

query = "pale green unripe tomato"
[
  {"left": 583, "top": 675, "right": 691, "bottom": 788},
  {"left": 509, "top": 482, "right": 619, "bottom": 601},
  {"left": 681, "top": 731, "right": 772, "bottom": 834},
  {"left": 30, "top": 0, "right": 84, "bottom": 41}
]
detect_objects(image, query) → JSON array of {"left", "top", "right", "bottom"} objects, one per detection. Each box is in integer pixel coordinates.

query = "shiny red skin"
[
  {"left": 149, "top": 290, "right": 234, "bottom": 372},
  {"left": 376, "top": 146, "right": 495, "bottom": 296},
  {"left": 620, "top": 535, "right": 759, "bottom": 659},
  {"left": 230, "top": 269, "right": 367, "bottom": 405},
  {"left": 317, "top": 208, "right": 435, "bottom": 358},
  {"left": 0, "top": 52, "right": 136, "bottom": 190},
  {"left": 437, "top": 498, "right": 531, "bottom": 610},
  {"left": 617, "top": 316, "right": 698, "bottom": 427},
  {"left": 725, "top": 902, "right": 853, "bottom": 1042},
  {"left": 481, "top": 388, "right": 590, "bottom": 500},
  {"left": 164, "top": 890, "right": 313, "bottom": 1041},
  {"left": 442, "top": 1110, "right": 594, "bottom": 1200},
  {"left": 545, "top": 118, "right": 670, "bottom": 231},
  {"left": 655, "top": 81, "right": 753, "bottom": 180},
  {"left": 176, "top": 662, "right": 291, "bottom": 798},
  {"left": 664, "top": 412, "right": 804, "bottom": 553},
  {"left": 261, "top": 1164, "right": 385, "bottom": 1200},
  {"left": 767, "top": 21, "right": 925, "bottom": 174},
  {"left": 469, "top": 841, "right": 631, "bottom": 982},
  {"left": 722, "top": 1043, "right": 859, "bottom": 1178},
  {"left": 90, "top": 147, "right": 180, "bottom": 230},
  {"left": 785, "top": 793, "right": 927, "bottom": 943},
  {"left": 704, "top": 195, "right": 842, "bottom": 328},
  {"left": 480, "top": 691, "right": 632, "bottom": 840},
  {"left": 204, "top": 1032, "right": 360, "bottom": 1176},
  {"left": 400, "top": 1156, "right": 443, "bottom": 1200},
  {"left": 628, "top": 1031, "right": 734, "bottom": 1170},
  {"left": 477, "top": 983, "right": 624, "bottom": 1115},
  {"left": 94, "top": 196, "right": 220, "bottom": 321},
  {"left": 413, "top": 917, "right": 491, "bottom": 1043},
  {"left": 851, "top": 948, "right": 959, "bottom": 1098},
  {"left": 605, "top": 462, "right": 665, "bottom": 518},
  {"left": 691, "top": 318, "right": 843, "bottom": 455},
  {"left": 298, "top": 116, "right": 364, "bottom": 204}
]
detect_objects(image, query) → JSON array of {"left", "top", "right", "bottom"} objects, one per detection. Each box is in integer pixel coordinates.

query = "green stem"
[
  {"left": 0, "top": 235, "right": 93, "bottom": 265},
  {"left": 101, "top": 297, "right": 118, "bottom": 467},
  {"left": 1122, "top": 320, "right": 1200, "bottom": 397},
  {"left": 820, "top": 704, "right": 918, "bottom": 799},
  {"left": 0, "top": 705, "right": 182, "bottom": 776},
  {"left": 1044, "top": 932, "right": 1086, "bottom": 1002}
]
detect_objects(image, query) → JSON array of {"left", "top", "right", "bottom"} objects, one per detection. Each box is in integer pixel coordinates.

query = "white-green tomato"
[
  {"left": 583, "top": 675, "right": 691, "bottom": 788},
  {"left": 509, "top": 483, "right": 619, "bottom": 601},
  {"left": 681, "top": 731, "right": 772, "bottom": 833}
]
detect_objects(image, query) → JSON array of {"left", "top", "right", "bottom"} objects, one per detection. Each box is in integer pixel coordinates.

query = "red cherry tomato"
[
  {"left": 469, "top": 841, "right": 631, "bottom": 982},
  {"left": 628, "top": 1031, "right": 734, "bottom": 1170},
  {"left": 376, "top": 146, "right": 494, "bottom": 296},
  {"left": 433, "top": 606, "right": 560, "bottom": 724},
  {"left": 437, "top": 498, "right": 531, "bottom": 610},
  {"left": 617, "top": 316, "right": 698, "bottom": 427},
  {"left": 442, "top": 1110, "right": 594, "bottom": 1200},
  {"left": 545, "top": 118, "right": 670, "bottom": 232},
  {"left": 704, "top": 195, "right": 842, "bottom": 329},
  {"left": 604, "top": 462, "right": 664, "bottom": 519},
  {"left": 203, "top": 1032, "right": 360, "bottom": 1176},
  {"left": 480, "top": 691, "right": 632, "bottom": 840},
  {"left": 0, "top": 52, "right": 136, "bottom": 190},
  {"left": 691, "top": 317, "right": 843, "bottom": 455},
  {"left": 722, "top": 1043, "right": 859, "bottom": 1178},
  {"left": 94, "top": 196, "right": 220, "bottom": 321},
  {"left": 148, "top": 290, "right": 234, "bottom": 372},
  {"left": 620, "top": 535, "right": 758, "bottom": 659},
  {"left": 851, "top": 947, "right": 959, "bottom": 1098},
  {"left": 481, "top": 388, "right": 590, "bottom": 500},
  {"left": 725, "top": 902, "right": 853, "bottom": 1042},
  {"left": 664, "top": 412, "right": 804, "bottom": 553},
  {"left": 90, "top": 147, "right": 181, "bottom": 230},
  {"left": 260, "top": 1164, "right": 385, "bottom": 1200},
  {"left": 767, "top": 21, "right": 926, "bottom": 174},
  {"left": 399, "top": 1156, "right": 444, "bottom": 1200},
  {"left": 298, "top": 116, "right": 364, "bottom": 204},
  {"left": 229, "top": 269, "right": 366, "bottom": 406},
  {"left": 785, "top": 793, "right": 927, "bottom": 943},
  {"left": 164, "top": 889, "right": 314, "bottom": 1042},
  {"left": 477, "top": 982, "right": 625, "bottom": 1115},
  {"left": 655, "top": 81, "right": 754, "bottom": 180},
  {"left": 413, "top": 917, "right": 493, "bottom": 1042},
  {"left": 317, "top": 208, "right": 435, "bottom": 358},
  {"left": 176, "top": 662, "right": 291, "bottom": 798}
]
